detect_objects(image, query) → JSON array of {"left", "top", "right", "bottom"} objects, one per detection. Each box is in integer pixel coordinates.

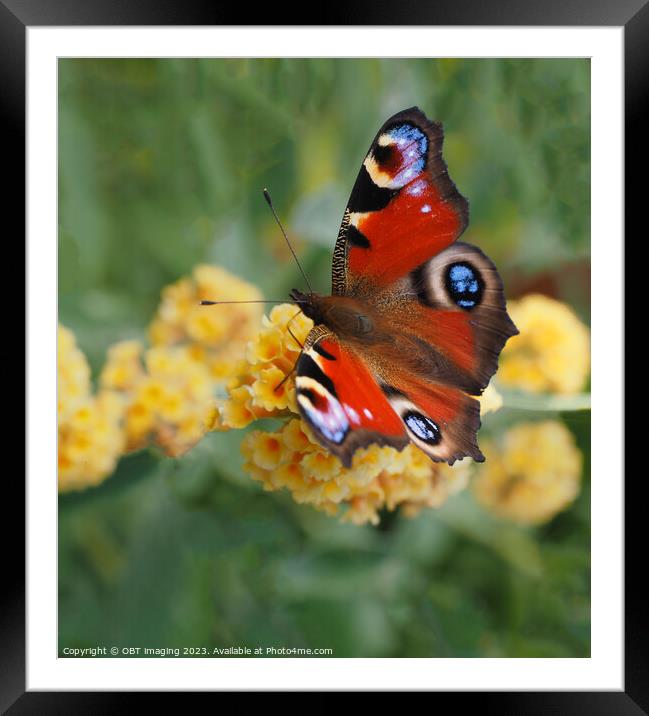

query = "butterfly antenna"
[
  {"left": 263, "top": 188, "right": 314, "bottom": 295},
  {"left": 200, "top": 299, "right": 298, "bottom": 306}
]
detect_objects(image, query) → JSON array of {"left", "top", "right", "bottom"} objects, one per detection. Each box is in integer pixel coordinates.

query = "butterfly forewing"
[
  {"left": 332, "top": 107, "right": 468, "bottom": 295},
  {"left": 295, "top": 331, "right": 408, "bottom": 467}
]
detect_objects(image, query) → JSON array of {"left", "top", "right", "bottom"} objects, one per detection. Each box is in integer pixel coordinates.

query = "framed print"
[{"left": 9, "top": 0, "right": 638, "bottom": 709}]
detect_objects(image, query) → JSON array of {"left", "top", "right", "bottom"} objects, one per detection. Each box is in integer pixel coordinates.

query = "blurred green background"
[{"left": 58, "top": 58, "right": 590, "bottom": 658}]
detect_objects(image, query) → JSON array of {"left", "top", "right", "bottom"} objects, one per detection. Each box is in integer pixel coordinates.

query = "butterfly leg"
[
  {"left": 272, "top": 310, "right": 306, "bottom": 393},
  {"left": 285, "top": 310, "right": 305, "bottom": 350},
  {"left": 273, "top": 353, "right": 300, "bottom": 393}
]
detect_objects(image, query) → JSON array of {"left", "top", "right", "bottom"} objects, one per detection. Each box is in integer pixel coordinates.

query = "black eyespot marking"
[
  {"left": 297, "top": 354, "right": 338, "bottom": 399},
  {"left": 445, "top": 262, "right": 484, "bottom": 310},
  {"left": 346, "top": 224, "right": 370, "bottom": 249},
  {"left": 404, "top": 411, "right": 441, "bottom": 445},
  {"left": 347, "top": 165, "right": 397, "bottom": 213},
  {"left": 313, "top": 343, "right": 336, "bottom": 361},
  {"left": 372, "top": 143, "right": 394, "bottom": 165}
]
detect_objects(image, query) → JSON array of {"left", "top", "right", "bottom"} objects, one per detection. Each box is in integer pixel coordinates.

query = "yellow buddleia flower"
[
  {"left": 499, "top": 294, "right": 590, "bottom": 394},
  {"left": 100, "top": 340, "right": 145, "bottom": 392},
  {"left": 59, "top": 266, "right": 274, "bottom": 488},
  {"left": 101, "top": 342, "right": 215, "bottom": 457},
  {"left": 148, "top": 264, "right": 264, "bottom": 382},
  {"left": 58, "top": 325, "right": 126, "bottom": 492},
  {"left": 472, "top": 420, "right": 582, "bottom": 525},
  {"left": 58, "top": 392, "right": 126, "bottom": 492},
  {"left": 241, "top": 417, "right": 473, "bottom": 526},
  {"left": 212, "top": 304, "right": 313, "bottom": 430},
  {"left": 94, "top": 265, "right": 268, "bottom": 458},
  {"left": 58, "top": 324, "right": 92, "bottom": 422}
]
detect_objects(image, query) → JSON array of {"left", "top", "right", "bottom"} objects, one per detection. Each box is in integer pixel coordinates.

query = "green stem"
[{"left": 500, "top": 390, "right": 591, "bottom": 412}]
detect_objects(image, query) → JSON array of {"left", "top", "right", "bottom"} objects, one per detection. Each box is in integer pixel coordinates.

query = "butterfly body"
[
  {"left": 290, "top": 290, "right": 375, "bottom": 341},
  {"left": 292, "top": 108, "right": 518, "bottom": 468}
]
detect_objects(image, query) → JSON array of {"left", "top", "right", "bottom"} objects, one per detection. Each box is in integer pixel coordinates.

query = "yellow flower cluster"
[
  {"left": 472, "top": 420, "right": 582, "bottom": 525},
  {"left": 148, "top": 264, "right": 264, "bottom": 382},
  {"left": 100, "top": 341, "right": 215, "bottom": 457},
  {"left": 242, "top": 419, "right": 471, "bottom": 525},
  {"left": 58, "top": 323, "right": 91, "bottom": 422},
  {"left": 499, "top": 294, "right": 590, "bottom": 394},
  {"left": 211, "top": 303, "right": 313, "bottom": 430},
  {"left": 59, "top": 265, "right": 265, "bottom": 490},
  {"left": 96, "top": 265, "right": 265, "bottom": 458},
  {"left": 58, "top": 325, "right": 125, "bottom": 492}
]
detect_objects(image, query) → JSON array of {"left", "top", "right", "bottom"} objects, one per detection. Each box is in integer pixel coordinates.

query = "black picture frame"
[{"left": 8, "top": 0, "right": 636, "bottom": 710}]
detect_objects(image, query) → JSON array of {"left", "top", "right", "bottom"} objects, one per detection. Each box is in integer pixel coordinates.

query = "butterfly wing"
[{"left": 332, "top": 106, "right": 468, "bottom": 295}]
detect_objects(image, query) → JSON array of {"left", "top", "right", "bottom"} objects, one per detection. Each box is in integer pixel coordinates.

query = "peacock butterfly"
[{"left": 289, "top": 107, "right": 518, "bottom": 468}]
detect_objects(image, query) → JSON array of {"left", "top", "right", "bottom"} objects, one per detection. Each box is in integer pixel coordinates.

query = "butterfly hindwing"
[
  {"left": 407, "top": 241, "right": 519, "bottom": 392},
  {"left": 332, "top": 107, "right": 468, "bottom": 295},
  {"left": 368, "top": 241, "right": 518, "bottom": 396},
  {"left": 381, "top": 374, "right": 484, "bottom": 465}
]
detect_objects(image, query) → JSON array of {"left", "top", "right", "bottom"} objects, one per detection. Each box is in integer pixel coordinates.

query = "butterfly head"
[{"left": 289, "top": 288, "right": 323, "bottom": 325}]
